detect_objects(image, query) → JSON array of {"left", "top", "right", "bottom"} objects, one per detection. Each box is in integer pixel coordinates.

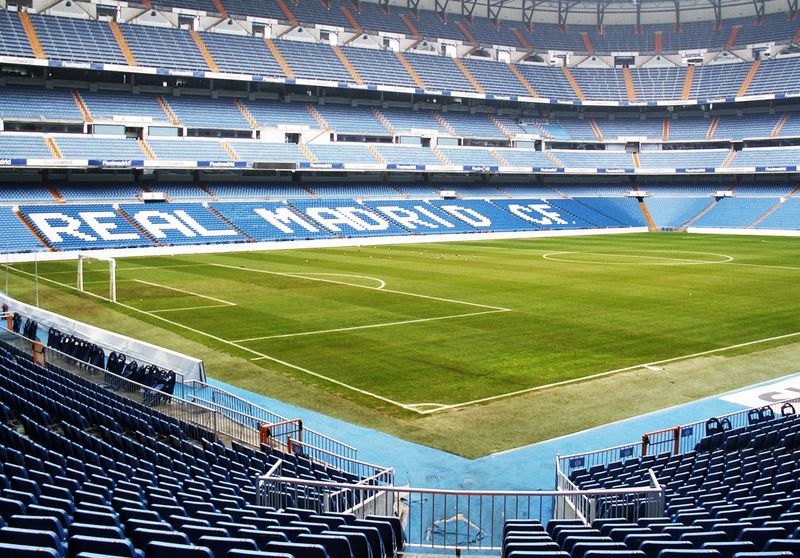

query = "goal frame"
[{"left": 77, "top": 254, "right": 117, "bottom": 303}]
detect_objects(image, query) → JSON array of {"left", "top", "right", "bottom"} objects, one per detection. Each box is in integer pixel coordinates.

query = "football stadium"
[{"left": 1, "top": 0, "right": 800, "bottom": 556}]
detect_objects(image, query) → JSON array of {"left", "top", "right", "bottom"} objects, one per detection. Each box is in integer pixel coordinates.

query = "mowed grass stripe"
[{"left": 6, "top": 233, "right": 800, "bottom": 414}]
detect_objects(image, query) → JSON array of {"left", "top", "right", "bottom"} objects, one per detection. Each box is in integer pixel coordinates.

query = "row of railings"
[
  {"left": 556, "top": 395, "right": 800, "bottom": 487},
  {"left": 0, "top": 324, "right": 360, "bottom": 471},
  {"left": 179, "top": 379, "right": 358, "bottom": 461},
  {"left": 257, "top": 466, "right": 665, "bottom": 552}
]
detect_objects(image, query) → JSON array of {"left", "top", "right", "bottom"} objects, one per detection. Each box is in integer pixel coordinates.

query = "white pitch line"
[
  {"left": 543, "top": 251, "right": 734, "bottom": 265},
  {"left": 414, "top": 329, "right": 800, "bottom": 414},
  {"left": 238, "top": 309, "right": 509, "bottom": 344},
  {"left": 292, "top": 273, "right": 386, "bottom": 290},
  {"left": 3, "top": 265, "right": 419, "bottom": 413},
  {"left": 211, "top": 263, "right": 510, "bottom": 312},
  {"left": 150, "top": 304, "right": 235, "bottom": 314},
  {"left": 132, "top": 279, "right": 237, "bottom": 306}
]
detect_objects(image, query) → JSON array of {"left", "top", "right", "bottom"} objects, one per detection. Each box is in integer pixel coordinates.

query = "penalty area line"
[
  {"left": 238, "top": 308, "right": 510, "bottom": 344},
  {"left": 4, "top": 264, "right": 419, "bottom": 413},
  {"left": 211, "top": 263, "right": 510, "bottom": 312},
  {"left": 131, "top": 279, "right": 237, "bottom": 306}
]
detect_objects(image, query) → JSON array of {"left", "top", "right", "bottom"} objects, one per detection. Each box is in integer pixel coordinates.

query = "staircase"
[
  {"left": 305, "top": 104, "right": 329, "bottom": 129},
  {"left": 561, "top": 66, "right": 585, "bottom": 101},
  {"left": 737, "top": 59, "right": 761, "bottom": 96},
  {"left": 544, "top": 149, "right": 563, "bottom": 167},
  {"left": 16, "top": 210, "right": 55, "bottom": 252},
  {"left": 264, "top": 38, "right": 295, "bottom": 79},
  {"left": 720, "top": 149, "right": 736, "bottom": 168},
  {"left": 654, "top": 31, "right": 663, "bottom": 55},
  {"left": 399, "top": 14, "right": 424, "bottom": 49},
  {"left": 212, "top": 0, "right": 230, "bottom": 19},
  {"left": 157, "top": 96, "right": 180, "bottom": 125},
  {"left": 331, "top": 45, "right": 363, "bottom": 84},
  {"left": 434, "top": 113, "right": 457, "bottom": 136},
  {"left": 453, "top": 58, "right": 484, "bottom": 93},
  {"left": 234, "top": 99, "right": 258, "bottom": 129},
  {"left": 622, "top": 67, "right": 637, "bottom": 102},
  {"left": 748, "top": 186, "right": 799, "bottom": 228},
  {"left": 706, "top": 116, "right": 720, "bottom": 140},
  {"left": 18, "top": 11, "right": 46, "bottom": 59},
  {"left": 340, "top": 6, "right": 365, "bottom": 44},
  {"left": 726, "top": 25, "right": 741, "bottom": 50},
  {"left": 771, "top": 113, "right": 790, "bottom": 137},
  {"left": 373, "top": 108, "right": 395, "bottom": 134},
  {"left": 394, "top": 51, "right": 426, "bottom": 89},
  {"left": 190, "top": 30, "right": 220, "bottom": 72},
  {"left": 368, "top": 146, "right": 386, "bottom": 164},
  {"left": 680, "top": 200, "right": 718, "bottom": 231},
  {"left": 72, "top": 91, "right": 93, "bottom": 123},
  {"left": 632, "top": 152, "right": 640, "bottom": 169},
  {"left": 276, "top": 0, "right": 299, "bottom": 30},
  {"left": 490, "top": 115, "right": 514, "bottom": 139},
  {"left": 108, "top": 20, "right": 138, "bottom": 66},
  {"left": 116, "top": 206, "right": 160, "bottom": 246},
  {"left": 507, "top": 64, "right": 539, "bottom": 97},
  {"left": 46, "top": 184, "right": 63, "bottom": 203},
  {"left": 208, "top": 205, "right": 255, "bottom": 242},
  {"left": 662, "top": 118, "right": 670, "bottom": 142},
  {"left": 588, "top": 118, "right": 604, "bottom": 141},
  {"left": 490, "top": 149, "right": 509, "bottom": 166},
  {"left": 221, "top": 141, "right": 239, "bottom": 161},
  {"left": 681, "top": 65, "right": 695, "bottom": 100},
  {"left": 46, "top": 138, "right": 61, "bottom": 159},
  {"left": 298, "top": 143, "right": 317, "bottom": 163},
  {"left": 432, "top": 147, "right": 451, "bottom": 165},
  {"left": 580, "top": 32, "right": 595, "bottom": 56},
  {"left": 511, "top": 28, "right": 533, "bottom": 55},
  {"left": 638, "top": 199, "right": 658, "bottom": 232},
  {"left": 455, "top": 22, "right": 479, "bottom": 55},
  {"left": 138, "top": 139, "right": 155, "bottom": 160}
]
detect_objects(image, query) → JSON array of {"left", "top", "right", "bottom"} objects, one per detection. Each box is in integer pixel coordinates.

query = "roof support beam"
[
  {"left": 596, "top": 2, "right": 606, "bottom": 28},
  {"left": 752, "top": 0, "right": 765, "bottom": 19},
  {"left": 487, "top": 0, "right": 507, "bottom": 22},
  {"left": 521, "top": 0, "right": 538, "bottom": 29},
  {"left": 673, "top": 0, "right": 681, "bottom": 31},
  {"left": 709, "top": 0, "right": 723, "bottom": 26},
  {"left": 434, "top": 0, "right": 449, "bottom": 16},
  {"left": 407, "top": 0, "right": 420, "bottom": 15},
  {"left": 789, "top": 0, "right": 799, "bottom": 17},
  {"left": 461, "top": 0, "right": 479, "bottom": 20}
]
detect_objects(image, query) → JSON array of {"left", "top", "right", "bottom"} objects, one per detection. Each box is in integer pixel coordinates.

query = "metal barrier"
[
  {"left": 257, "top": 472, "right": 665, "bottom": 552},
  {"left": 289, "top": 439, "right": 393, "bottom": 482},
  {"left": 183, "top": 379, "right": 358, "bottom": 461},
  {"left": 556, "top": 395, "right": 800, "bottom": 487}
]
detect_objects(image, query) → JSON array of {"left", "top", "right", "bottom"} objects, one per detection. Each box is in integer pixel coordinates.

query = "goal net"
[{"left": 77, "top": 254, "right": 117, "bottom": 303}]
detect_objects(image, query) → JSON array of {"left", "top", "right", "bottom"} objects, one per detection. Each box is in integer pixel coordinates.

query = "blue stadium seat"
[
  {"left": 0, "top": 543, "right": 59, "bottom": 558},
  {"left": 143, "top": 542, "right": 212, "bottom": 558},
  {"left": 67, "top": 535, "right": 143, "bottom": 558}
]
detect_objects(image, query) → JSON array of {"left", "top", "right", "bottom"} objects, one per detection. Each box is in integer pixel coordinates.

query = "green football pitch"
[{"left": 5, "top": 233, "right": 800, "bottom": 455}]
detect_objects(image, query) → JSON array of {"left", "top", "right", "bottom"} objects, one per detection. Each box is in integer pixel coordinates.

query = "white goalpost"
[{"left": 77, "top": 254, "right": 117, "bottom": 303}]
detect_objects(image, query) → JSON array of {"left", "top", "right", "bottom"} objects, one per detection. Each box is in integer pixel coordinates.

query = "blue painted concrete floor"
[{"left": 209, "top": 372, "right": 800, "bottom": 492}]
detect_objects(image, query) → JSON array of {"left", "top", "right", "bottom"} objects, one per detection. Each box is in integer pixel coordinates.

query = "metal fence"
[
  {"left": 257, "top": 471, "right": 665, "bottom": 552},
  {"left": 556, "top": 395, "right": 800, "bottom": 486},
  {"left": 182, "top": 379, "right": 358, "bottom": 461}
]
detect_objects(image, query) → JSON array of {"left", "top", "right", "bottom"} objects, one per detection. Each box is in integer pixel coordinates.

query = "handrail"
[
  {"left": 257, "top": 472, "right": 665, "bottom": 551},
  {"left": 184, "top": 378, "right": 358, "bottom": 460},
  {"left": 556, "top": 393, "right": 800, "bottom": 481}
]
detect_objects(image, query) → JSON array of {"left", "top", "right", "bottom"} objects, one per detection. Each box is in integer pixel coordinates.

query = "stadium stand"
[{"left": 0, "top": 334, "right": 403, "bottom": 558}]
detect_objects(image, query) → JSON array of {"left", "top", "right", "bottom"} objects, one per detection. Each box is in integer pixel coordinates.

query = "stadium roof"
[{"left": 370, "top": 0, "right": 788, "bottom": 24}]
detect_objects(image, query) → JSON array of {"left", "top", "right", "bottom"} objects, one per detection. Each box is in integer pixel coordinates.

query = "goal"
[{"left": 77, "top": 254, "right": 117, "bottom": 303}]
